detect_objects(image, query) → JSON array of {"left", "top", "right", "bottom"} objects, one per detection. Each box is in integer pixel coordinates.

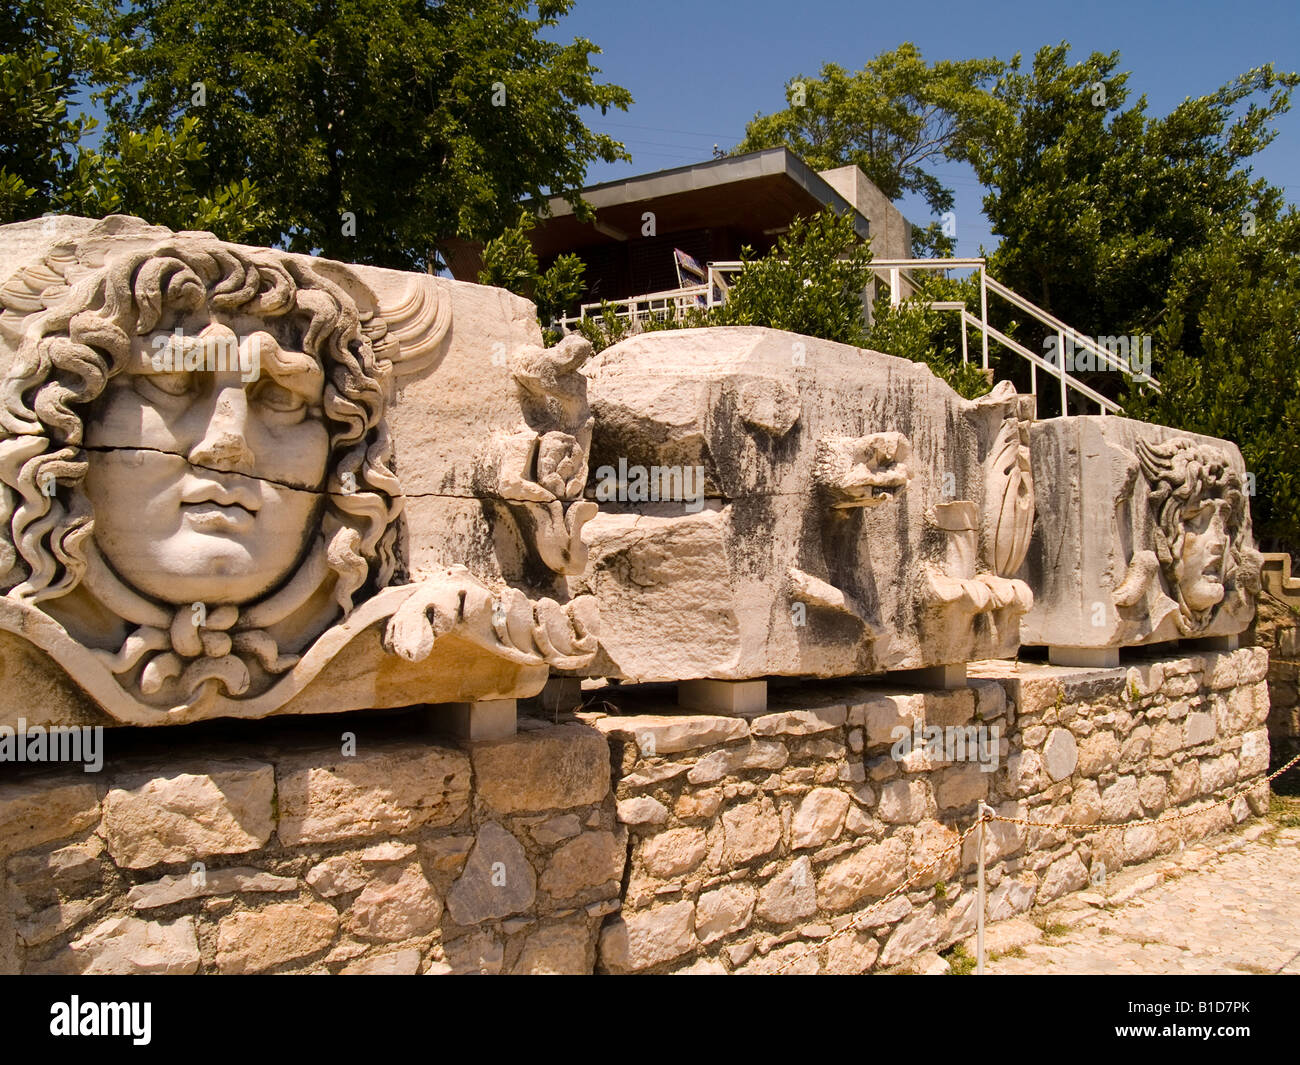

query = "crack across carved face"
[
  {"left": 1136, "top": 436, "right": 1256, "bottom": 633},
  {"left": 0, "top": 240, "right": 401, "bottom": 707},
  {"left": 85, "top": 317, "right": 333, "bottom": 605}
]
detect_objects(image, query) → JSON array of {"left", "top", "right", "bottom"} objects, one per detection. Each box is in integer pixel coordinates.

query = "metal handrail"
[
  {"left": 552, "top": 256, "right": 1160, "bottom": 417},
  {"left": 554, "top": 284, "right": 711, "bottom": 329},
  {"left": 983, "top": 275, "right": 1160, "bottom": 391},
  {"left": 870, "top": 258, "right": 1161, "bottom": 414},
  {"left": 965, "top": 311, "right": 1123, "bottom": 416}
]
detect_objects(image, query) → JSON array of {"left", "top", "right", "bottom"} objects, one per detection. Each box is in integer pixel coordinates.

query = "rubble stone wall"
[
  {"left": 590, "top": 647, "right": 1271, "bottom": 974},
  {"left": 0, "top": 647, "right": 1270, "bottom": 975},
  {"left": 1247, "top": 600, "right": 1300, "bottom": 757},
  {"left": 0, "top": 719, "right": 621, "bottom": 975}
]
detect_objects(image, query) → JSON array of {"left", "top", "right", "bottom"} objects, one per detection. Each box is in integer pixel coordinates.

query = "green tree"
[
  {"left": 712, "top": 208, "right": 875, "bottom": 346},
  {"left": 969, "top": 43, "right": 1297, "bottom": 340},
  {"left": 735, "top": 44, "right": 1006, "bottom": 255},
  {"left": 1, "top": 0, "right": 263, "bottom": 235},
  {"left": 67, "top": 118, "right": 268, "bottom": 238},
  {"left": 109, "top": 0, "right": 633, "bottom": 270},
  {"left": 567, "top": 209, "right": 875, "bottom": 351},
  {"left": 866, "top": 274, "right": 992, "bottom": 399},
  {"left": 1124, "top": 211, "right": 1300, "bottom": 549},
  {"left": 478, "top": 212, "right": 586, "bottom": 325},
  {"left": 1, "top": 0, "right": 113, "bottom": 221}
]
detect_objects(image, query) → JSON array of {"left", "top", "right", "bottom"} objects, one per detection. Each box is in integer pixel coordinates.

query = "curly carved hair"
[{"left": 0, "top": 239, "right": 403, "bottom": 618}]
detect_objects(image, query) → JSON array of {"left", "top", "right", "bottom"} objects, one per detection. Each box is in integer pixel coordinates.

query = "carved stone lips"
[
  {"left": 180, "top": 478, "right": 260, "bottom": 531},
  {"left": 833, "top": 465, "right": 909, "bottom": 508},
  {"left": 180, "top": 478, "right": 260, "bottom": 512},
  {"left": 182, "top": 502, "right": 256, "bottom": 533}
]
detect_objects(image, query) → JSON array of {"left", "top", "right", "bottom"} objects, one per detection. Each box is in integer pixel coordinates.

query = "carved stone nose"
[
  {"left": 189, "top": 389, "right": 255, "bottom": 472},
  {"left": 190, "top": 431, "right": 249, "bottom": 471}
]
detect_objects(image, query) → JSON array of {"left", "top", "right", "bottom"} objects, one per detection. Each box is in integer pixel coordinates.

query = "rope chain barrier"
[
  {"left": 986, "top": 749, "right": 1300, "bottom": 832},
  {"left": 767, "top": 750, "right": 1300, "bottom": 975}
]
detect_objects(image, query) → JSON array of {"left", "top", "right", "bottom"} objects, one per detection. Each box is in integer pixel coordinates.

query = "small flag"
[{"left": 674, "top": 248, "right": 706, "bottom": 284}]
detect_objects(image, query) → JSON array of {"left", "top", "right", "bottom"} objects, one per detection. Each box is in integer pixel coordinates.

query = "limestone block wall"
[
  {"left": 1246, "top": 599, "right": 1300, "bottom": 756},
  {"left": 0, "top": 647, "right": 1270, "bottom": 976},
  {"left": 588, "top": 647, "right": 1270, "bottom": 974},
  {"left": 0, "top": 720, "right": 620, "bottom": 975}
]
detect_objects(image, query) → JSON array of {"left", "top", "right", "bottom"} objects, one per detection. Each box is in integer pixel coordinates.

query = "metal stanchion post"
[{"left": 977, "top": 801, "right": 992, "bottom": 974}]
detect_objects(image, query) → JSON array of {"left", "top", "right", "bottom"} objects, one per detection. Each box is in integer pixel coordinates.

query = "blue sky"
[{"left": 561, "top": 0, "right": 1300, "bottom": 257}]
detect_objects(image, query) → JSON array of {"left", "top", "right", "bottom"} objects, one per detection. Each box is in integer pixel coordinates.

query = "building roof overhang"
[{"left": 528, "top": 147, "right": 870, "bottom": 258}]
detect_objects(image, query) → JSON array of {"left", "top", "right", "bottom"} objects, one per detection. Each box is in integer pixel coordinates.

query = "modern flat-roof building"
[{"left": 443, "top": 148, "right": 913, "bottom": 313}]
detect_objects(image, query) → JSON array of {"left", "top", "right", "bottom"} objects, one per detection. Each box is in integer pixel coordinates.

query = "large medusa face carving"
[
  {"left": 1136, "top": 436, "right": 1250, "bottom": 631},
  {"left": 0, "top": 239, "right": 403, "bottom": 706},
  {"left": 84, "top": 308, "right": 334, "bottom": 605}
]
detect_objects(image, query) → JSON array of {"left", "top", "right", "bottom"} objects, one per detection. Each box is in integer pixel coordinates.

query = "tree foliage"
[
  {"left": 968, "top": 43, "right": 1300, "bottom": 542},
  {"left": 1124, "top": 211, "right": 1300, "bottom": 548},
  {"left": 107, "top": 0, "right": 632, "bottom": 270},
  {"left": 1, "top": 0, "right": 113, "bottom": 221},
  {"left": 866, "top": 274, "right": 992, "bottom": 399},
  {"left": 1, "top": 0, "right": 263, "bottom": 234},
  {"left": 969, "top": 43, "right": 1297, "bottom": 339},
  {"left": 479, "top": 213, "right": 586, "bottom": 325},
  {"left": 708, "top": 209, "right": 875, "bottom": 345},
  {"left": 735, "top": 44, "right": 1005, "bottom": 255}
]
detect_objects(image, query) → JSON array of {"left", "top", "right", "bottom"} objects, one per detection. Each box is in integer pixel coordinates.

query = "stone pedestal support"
[
  {"left": 893, "top": 662, "right": 968, "bottom": 690},
  {"left": 443, "top": 699, "right": 518, "bottom": 741},
  {"left": 1048, "top": 646, "right": 1121, "bottom": 669},
  {"left": 1187, "top": 635, "right": 1240, "bottom": 652},
  {"left": 677, "top": 679, "right": 768, "bottom": 715},
  {"left": 528, "top": 677, "right": 585, "bottom": 717}
]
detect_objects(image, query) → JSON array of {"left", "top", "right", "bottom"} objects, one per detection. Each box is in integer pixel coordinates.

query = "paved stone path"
[{"left": 979, "top": 821, "right": 1300, "bottom": 975}]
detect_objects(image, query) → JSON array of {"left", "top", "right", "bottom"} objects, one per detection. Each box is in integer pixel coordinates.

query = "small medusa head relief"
[
  {"left": 0, "top": 239, "right": 405, "bottom": 717},
  {"left": 1131, "top": 436, "right": 1261, "bottom": 634}
]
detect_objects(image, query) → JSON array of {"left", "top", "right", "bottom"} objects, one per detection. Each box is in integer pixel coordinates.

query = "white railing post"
[
  {"left": 960, "top": 317, "right": 969, "bottom": 366},
  {"left": 1058, "top": 330, "right": 1068, "bottom": 416},
  {"left": 889, "top": 267, "right": 901, "bottom": 308},
  {"left": 979, "top": 266, "right": 989, "bottom": 371}
]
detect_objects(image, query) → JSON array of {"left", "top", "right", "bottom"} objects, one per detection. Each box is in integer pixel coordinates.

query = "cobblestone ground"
[{"left": 978, "top": 811, "right": 1300, "bottom": 975}]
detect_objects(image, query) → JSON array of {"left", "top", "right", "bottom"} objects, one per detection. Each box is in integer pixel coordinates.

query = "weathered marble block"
[
  {"left": 1020, "top": 416, "right": 1261, "bottom": 661},
  {"left": 571, "top": 326, "right": 1036, "bottom": 683},
  {"left": 0, "top": 215, "right": 599, "bottom": 726}
]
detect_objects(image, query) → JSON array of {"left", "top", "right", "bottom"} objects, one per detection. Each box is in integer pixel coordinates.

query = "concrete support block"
[
  {"left": 443, "top": 700, "right": 517, "bottom": 741},
  {"left": 527, "top": 677, "right": 585, "bottom": 717},
  {"left": 1049, "top": 646, "right": 1120, "bottom": 669},
  {"left": 677, "top": 679, "right": 768, "bottom": 715},
  {"left": 892, "top": 663, "right": 968, "bottom": 690},
  {"left": 1187, "top": 634, "right": 1239, "bottom": 652}
]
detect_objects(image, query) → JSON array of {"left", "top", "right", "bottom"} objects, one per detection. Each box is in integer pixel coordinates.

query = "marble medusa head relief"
[
  {"left": 1021, "top": 416, "right": 1261, "bottom": 654},
  {"left": 1114, "top": 436, "right": 1261, "bottom": 637},
  {"left": 0, "top": 233, "right": 598, "bottom": 724}
]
